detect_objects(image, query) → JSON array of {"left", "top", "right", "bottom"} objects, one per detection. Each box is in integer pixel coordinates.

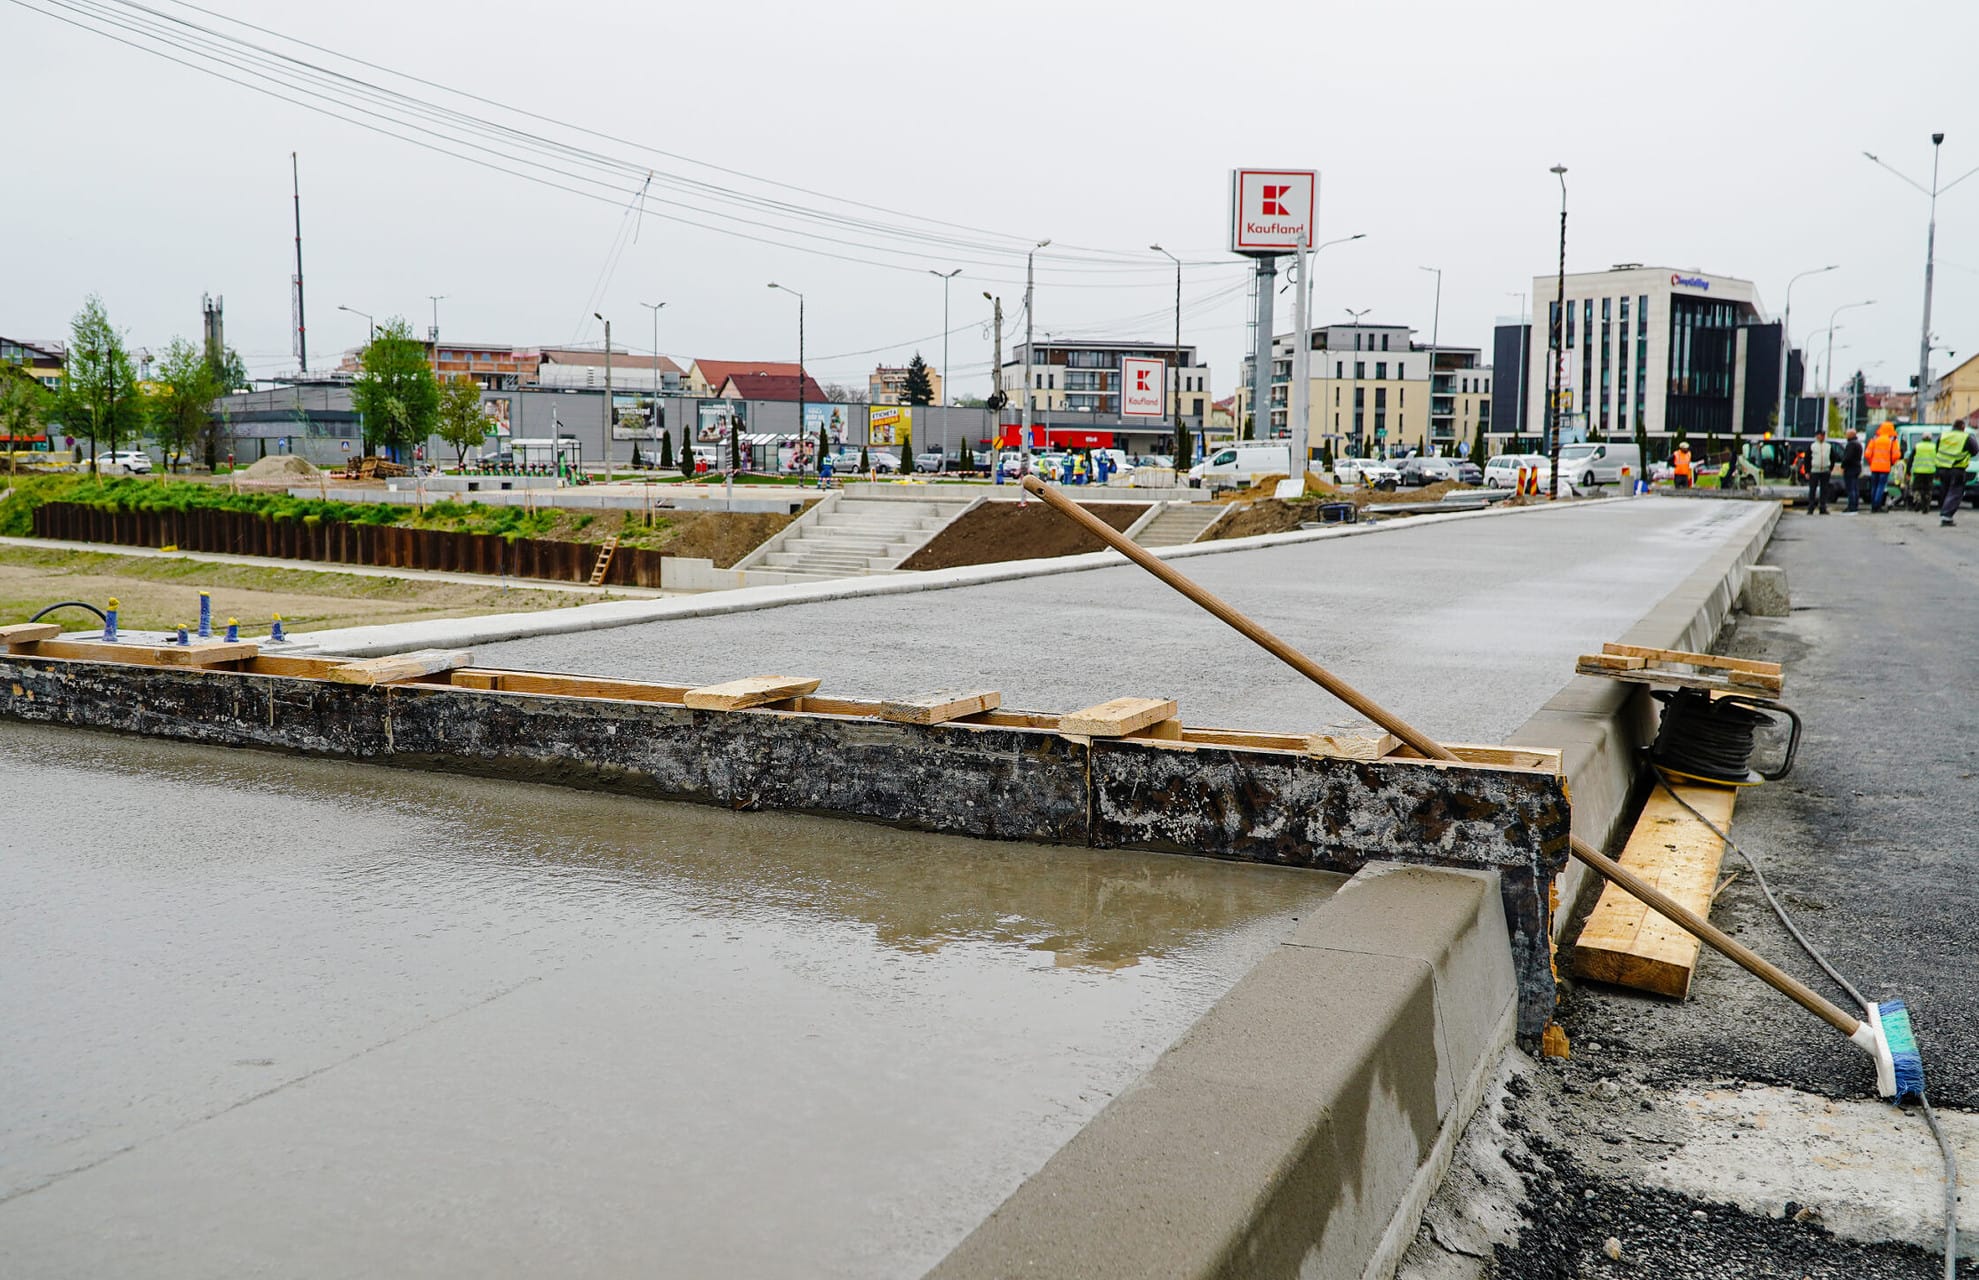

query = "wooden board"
[
  {"left": 1572, "top": 783, "right": 1737, "bottom": 998},
  {"left": 1059, "top": 696, "right": 1178, "bottom": 737},
  {"left": 1577, "top": 652, "right": 1646, "bottom": 672},
  {"left": 327, "top": 649, "right": 473, "bottom": 687},
  {"left": 244, "top": 655, "right": 361, "bottom": 679},
  {"left": 25, "top": 637, "right": 260, "bottom": 667},
  {"left": 0, "top": 623, "right": 61, "bottom": 647},
  {"left": 1309, "top": 729, "right": 1402, "bottom": 760},
  {"left": 1600, "top": 642, "right": 1780, "bottom": 677},
  {"left": 1575, "top": 660, "right": 1781, "bottom": 697},
  {"left": 683, "top": 675, "right": 822, "bottom": 711},
  {"left": 878, "top": 689, "right": 1002, "bottom": 726},
  {"left": 449, "top": 669, "right": 692, "bottom": 703}
]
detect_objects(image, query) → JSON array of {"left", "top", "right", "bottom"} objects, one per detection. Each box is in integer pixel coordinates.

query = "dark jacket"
[{"left": 1841, "top": 438, "right": 1864, "bottom": 474}]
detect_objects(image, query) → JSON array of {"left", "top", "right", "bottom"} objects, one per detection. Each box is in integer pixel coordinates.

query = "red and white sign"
[
  {"left": 1044, "top": 429, "right": 1115, "bottom": 448},
  {"left": 1122, "top": 356, "right": 1167, "bottom": 418},
  {"left": 1229, "top": 168, "right": 1318, "bottom": 255}
]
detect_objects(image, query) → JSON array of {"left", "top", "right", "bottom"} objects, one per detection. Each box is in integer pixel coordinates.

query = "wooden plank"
[
  {"left": 1132, "top": 717, "right": 1185, "bottom": 741},
  {"left": 957, "top": 709, "right": 1065, "bottom": 730},
  {"left": 1577, "top": 652, "right": 1647, "bottom": 671},
  {"left": 1059, "top": 696, "right": 1179, "bottom": 738},
  {"left": 244, "top": 655, "right": 359, "bottom": 679},
  {"left": 771, "top": 695, "right": 884, "bottom": 718},
  {"left": 0, "top": 623, "right": 61, "bottom": 646},
  {"left": 1175, "top": 726, "right": 1313, "bottom": 752},
  {"left": 1572, "top": 783, "right": 1737, "bottom": 998},
  {"left": 1727, "top": 668, "right": 1785, "bottom": 693},
  {"left": 1601, "top": 642, "right": 1780, "bottom": 677},
  {"left": 27, "top": 637, "right": 261, "bottom": 667},
  {"left": 326, "top": 649, "right": 473, "bottom": 687},
  {"left": 1309, "top": 729, "right": 1402, "bottom": 760},
  {"left": 1575, "top": 660, "right": 1764, "bottom": 696},
  {"left": 1387, "top": 743, "right": 1565, "bottom": 774},
  {"left": 467, "top": 670, "right": 691, "bottom": 703},
  {"left": 450, "top": 670, "right": 503, "bottom": 690},
  {"left": 682, "top": 675, "right": 822, "bottom": 711},
  {"left": 879, "top": 689, "right": 1002, "bottom": 726}
]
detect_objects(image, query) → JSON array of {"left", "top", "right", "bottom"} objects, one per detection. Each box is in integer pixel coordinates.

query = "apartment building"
[
  {"left": 868, "top": 363, "right": 944, "bottom": 406},
  {"left": 1246, "top": 323, "right": 1490, "bottom": 456},
  {"left": 999, "top": 339, "right": 1210, "bottom": 421}
]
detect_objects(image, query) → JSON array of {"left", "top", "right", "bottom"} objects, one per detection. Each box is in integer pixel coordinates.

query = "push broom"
[{"left": 1021, "top": 476, "right": 1921, "bottom": 1099}]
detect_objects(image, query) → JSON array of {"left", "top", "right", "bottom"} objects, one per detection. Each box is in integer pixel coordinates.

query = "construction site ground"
[
  {"left": 0, "top": 541, "right": 625, "bottom": 634},
  {"left": 1402, "top": 507, "right": 1977, "bottom": 1278},
  {"left": 899, "top": 499, "right": 1148, "bottom": 571}
]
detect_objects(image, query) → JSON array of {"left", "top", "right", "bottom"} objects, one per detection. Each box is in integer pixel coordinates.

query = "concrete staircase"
[
  {"left": 1131, "top": 501, "right": 1229, "bottom": 548},
  {"left": 741, "top": 492, "right": 975, "bottom": 581}
]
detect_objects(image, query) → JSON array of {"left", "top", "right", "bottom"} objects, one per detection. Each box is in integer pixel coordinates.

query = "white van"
[
  {"left": 1555, "top": 441, "right": 1641, "bottom": 487},
  {"left": 1188, "top": 443, "right": 1290, "bottom": 489}
]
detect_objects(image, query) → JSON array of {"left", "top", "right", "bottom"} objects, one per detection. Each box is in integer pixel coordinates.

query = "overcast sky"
[{"left": 9, "top": 0, "right": 1978, "bottom": 399}]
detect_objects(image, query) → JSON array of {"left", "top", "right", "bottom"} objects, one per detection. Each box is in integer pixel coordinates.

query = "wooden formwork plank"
[
  {"left": 327, "top": 649, "right": 473, "bottom": 686},
  {"left": 0, "top": 623, "right": 62, "bottom": 647},
  {"left": 457, "top": 669, "right": 692, "bottom": 702},
  {"left": 878, "top": 689, "right": 1002, "bottom": 725},
  {"left": 25, "top": 637, "right": 260, "bottom": 667},
  {"left": 1572, "top": 783, "right": 1737, "bottom": 998},
  {"left": 683, "top": 675, "right": 822, "bottom": 711},
  {"left": 1309, "top": 729, "right": 1402, "bottom": 760},
  {"left": 1600, "top": 642, "right": 1781, "bottom": 677},
  {"left": 1575, "top": 660, "right": 1781, "bottom": 696},
  {"left": 1059, "top": 697, "right": 1178, "bottom": 737}
]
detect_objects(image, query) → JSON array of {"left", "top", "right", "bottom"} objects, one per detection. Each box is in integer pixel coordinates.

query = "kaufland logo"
[
  {"left": 1133, "top": 368, "right": 1155, "bottom": 392},
  {"left": 1261, "top": 185, "right": 1291, "bottom": 216},
  {"left": 1671, "top": 273, "right": 1710, "bottom": 291}
]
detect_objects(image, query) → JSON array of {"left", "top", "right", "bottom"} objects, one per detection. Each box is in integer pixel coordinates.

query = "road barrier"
[{"left": 30, "top": 502, "right": 669, "bottom": 588}]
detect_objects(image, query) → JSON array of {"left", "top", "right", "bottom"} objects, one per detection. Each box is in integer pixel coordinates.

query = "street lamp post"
[
  {"left": 1548, "top": 164, "right": 1568, "bottom": 498},
  {"left": 1022, "top": 240, "right": 1050, "bottom": 477},
  {"left": 336, "top": 304, "right": 375, "bottom": 339},
  {"left": 768, "top": 283, "right": 805, "bottom": 480},
  {"left": 428, "top": 294, "right": 446, "bottom": 348},
  {"left": 1420, "top": 266, "right": 1442, "bottom": 454},
  {"left": 1865, "top": 134, "right": 1979, "bottom": 424},
  {"left": 1150, "top": 244, "right": 1186, "bottom": 468},
  {"left": 929, "top": 269, "right": 961, "bottom": 465},
  {"left": 1343, "top": 307, "right": 1372, "bottom": 457},
  {"left": 1777, "top": 265, "right": 1838, "bottom": 437},
  {"left": 639, "top": 301, "right": 666, "bottom": 467},
  {"left": 1822, "top": 301, "right": 1875, "bottom": 434},
  {"left": 593, "top": 312, "right": 613, "bottom": 476},
  {"left": 1297, "top": 234, "right": 1367, "bottom": 466},
  {"left": 1507, "top": 291, "right": 1528, "bottom": 450}
]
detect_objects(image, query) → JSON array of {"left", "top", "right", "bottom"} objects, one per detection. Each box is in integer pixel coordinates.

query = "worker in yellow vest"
[
  {"left": 1910, "top": 434, "right": 1939, "bottom": 511},
  {"left": 1937, "top": 423, "right": 1974, "bottom": 526}
]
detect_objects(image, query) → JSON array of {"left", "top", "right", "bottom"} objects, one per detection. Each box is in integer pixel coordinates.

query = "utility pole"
[
  {"left": 428, "top": 295, "right": 446, "bottom": 350},
  {"left": 985, "top": 292, "right": 1003, "bottom": 468},
  {"left": 1507, "top": 291, "right": 1528, "bottom": 450},
  {"left": 1865, "top": 134, "right": 1979, "bottom": 423},
  {"left": 594, "top": 312, "right": 612, "bottom": 475},
  {"left": 1289, "top": 234, "right": 1312, "bottom": 483},
  {"left": 291, "top": 152, "right": 307, "bottom": 376},
  {"left": 1421, "top": 265, "right": 1442, "bottom": 453},
  {"left": 768, "top": 283, "right": 806, "bottom": 478},
  {"left": 1022, "top": 240, "right": 1050, "bottom": 475},
  {"left": 1548, "top": 164, "right": 1568, "bottom": 499},
  {"left": 639, "top": 301, "right": 666, "bottom": 464},
  {"left": 1152, "top": 245, "right": 1186, "bottom": 466},
  {"left": 1822, "top": 301, "right": 1875, "bottom": 434},
  {"left": 1343, "top": 307, "right": 1371, "bottom": 455},
  {"left": 929, "top": 269, "right": 960, "bottom": 462}
]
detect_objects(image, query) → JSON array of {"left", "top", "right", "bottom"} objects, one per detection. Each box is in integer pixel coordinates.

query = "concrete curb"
[
  {"left": 1506, "top": 499, "right": 1782, "bottom": 935},
  {"left": 292, "top": 495, "right": 1625, "bottom": 656},
  {"left": 929, "top": 863, "right": 1516, "bottom": 1280}
]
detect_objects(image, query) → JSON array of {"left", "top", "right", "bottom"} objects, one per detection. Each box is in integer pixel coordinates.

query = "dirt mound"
[
  {"left": 901, "top": 500, "right": 1147, "bottom": 571},
  {"left": 240, "top": 455, "right": 322, "bottom": 479}
]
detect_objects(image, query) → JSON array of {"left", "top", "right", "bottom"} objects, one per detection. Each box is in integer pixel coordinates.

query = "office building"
[
  {"left": 1, "top": 337, "right": 66, "bottom": 391},
  {"left": 1248, "top": 323, "right": 1491, "bottom": 456},
  {"left": 1000, "top": 339, "right": 1210, "bottom": 420}
]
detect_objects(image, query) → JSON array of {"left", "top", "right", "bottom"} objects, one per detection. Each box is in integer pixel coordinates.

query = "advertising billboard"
[
  {"left": 481, "top": 397, "right": 512, "bottom": 437},
  {"left": 804, "top": 403, "right": 848, "bottom": 444},
  {"left": 1229, "top": 168, "right": 1318, "bottom": 256},
  {"left": 697, "top": 399, "right": 745, "bottom": 443},
  {"left": 868, "top": 404, "right": 912, "bottom": 446},
  {"left": 610, "top": 393, "right": 663, "bottom": 439},
  {"left": 1121, "top": 357, "right": 1167, "bottom": 418}
]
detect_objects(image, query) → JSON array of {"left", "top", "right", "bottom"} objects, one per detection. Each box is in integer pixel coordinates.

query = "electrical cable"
[{"left": 1650, "top": 769, "right": 1959, "bottom": 1279}]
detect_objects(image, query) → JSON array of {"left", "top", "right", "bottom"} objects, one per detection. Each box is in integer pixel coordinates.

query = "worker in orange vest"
[
  {"left": 1672, "top": 442, "right": 1693, "bottom": 488},
  {"left": 1863, "top": 421, "right": 1901, "bottom": 512}
]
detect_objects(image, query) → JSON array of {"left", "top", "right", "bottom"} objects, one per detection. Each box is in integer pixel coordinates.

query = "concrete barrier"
[{"left": 931, "top": 863, "right": 1516, "bottom": 1280}]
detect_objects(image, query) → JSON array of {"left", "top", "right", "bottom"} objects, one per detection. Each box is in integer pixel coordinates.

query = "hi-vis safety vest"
[
  {"left": 1913, "top": 439, "right": 1940, "bottom": 475},
  {"left": 1939, "top": 429, "right": 1974, "bottom": 473},
  {"left": 1673, "top": 448, "right": 1692, "bottom": 476}
]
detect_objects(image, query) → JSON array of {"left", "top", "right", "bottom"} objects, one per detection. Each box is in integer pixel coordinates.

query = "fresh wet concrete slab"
[{"left": 0, "top": 722, "right": 1338, "bottom": 1278}]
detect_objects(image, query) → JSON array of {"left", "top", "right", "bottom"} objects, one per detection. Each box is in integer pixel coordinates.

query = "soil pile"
[
  {"left": 901, "top": 500, "right": 1148, "bottom": 571},
  {"left": 240, "top": 455, "right": 322, "bottom": 480}
]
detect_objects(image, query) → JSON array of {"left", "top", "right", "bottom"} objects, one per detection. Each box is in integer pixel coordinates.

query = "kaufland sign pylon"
[
  {"left": 1122, "top": 356, "right": 1166, "bottom": 418},
  {"left": 1229, "top": 168, "right": 1317, "bottom": 256}
]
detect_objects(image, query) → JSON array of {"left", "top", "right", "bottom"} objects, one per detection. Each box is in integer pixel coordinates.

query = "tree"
[
  {"left": 0, "top": 362, "right": 49, "bottom": 476},
  {"left": 434, "top": 374, "right": 487, "bottom": 467},
  {"left": 1469, "top": 419, "right": 1488, "bottom": 471},
  {"left": 821, "top": 381, "right": 866, "bottom": 404},
  {"left": 658, "top": 429, "right": 673, "bottom": 470},
  {"left": 728, "top": 418, "right": 743, "bottom": 473},
  {"left": 858, "top": 445, "right": 870, "bottom": 473},
  {"left": 150, "top": 337, "right": 219, "bottom": 473},
  {"left": 631, "top": 439, "right": 644, "bottom": 469},
  {"left": 1848, "top": 370, "right": 1869, "bottom": 434},
  {"left": 679, "top": 425, "right": 694, "bottom": 478},
  {"left": 903, "top": 353, "right": 935, "bottom": 407},
  {"left": 349, "top": 318, "right": 438, "bottom": 458},
  {"left": 901, "top": 438, "right": 915, "bottom": 471},
  {"left": 59, "top": 295, "right": 142, "bottom": 472}
]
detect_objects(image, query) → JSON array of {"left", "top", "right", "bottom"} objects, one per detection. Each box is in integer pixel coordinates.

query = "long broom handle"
[{"left": 1021, "top": 477, "right": 1862, "bottom": 1038}]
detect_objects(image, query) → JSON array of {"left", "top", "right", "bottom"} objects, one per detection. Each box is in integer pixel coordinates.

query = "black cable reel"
[{"left": 1650, "top": 689, "right": 1802, "bottom": 785}]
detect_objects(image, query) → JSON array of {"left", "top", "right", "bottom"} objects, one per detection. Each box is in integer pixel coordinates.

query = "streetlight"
[
  {"left": 1822, "top": 301, "right": 1875, "bottom": 433},
  {"left": 1776, "top": 264, "right": 1838, "bottom": 436},
  {"left": 1295, "top": 234, "right": 1366, "bottom": 466},
  {"left": 1865, "top": 134, "right": 1979, "bottom": 424},
  {"left": 767, "top": 283, "right": 805, "bottom": 480},
  {"left": 928, "top": 269, "right": 961, "bottom": 465},
  {"left": 1021, "top": 240, "right": 1050, "bottom": 476},
  {"left": 1343, "top": 306, "right": 1372, "bottom": 457},
  {"left": 337, "top": 304, "right": 375, "bottom": 339},
  {"left": 1420, "top": 265, "right": 1442, "bottom": 454},
  {"left": 1150, "top": 245, "right": 1187, "bottom": 467},
  {"left": 639, "top": 301, "right": 667, "bottom": 462},
  {"left": 427, "top": 294, "right": 446, "bottom": 348},
  {"left": 1547, "top": 164, "right": 1568, "bottom": 498},
  {"left": 594, "top": 311, "right": 613, "bottom": 475},
  {"left": 1507, "top": 291, "right": 1529, "bottom": 449}
]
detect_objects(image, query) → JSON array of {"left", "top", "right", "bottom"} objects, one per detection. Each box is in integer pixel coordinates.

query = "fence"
[{"left": 32, "top": 502, "right": 669, "bottom": 588}]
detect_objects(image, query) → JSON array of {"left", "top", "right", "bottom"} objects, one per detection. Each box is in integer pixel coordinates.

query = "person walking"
[
  {"left": 1672, "top": 441, "right": 1693, "bottom": 489},
  {"left": 1805, "top": 430, "right": 1833, "bottom": 514},
  {"left": 1840, "top": 427, "right": 1864, "bottom": 512},
  {"left": 1864, "top": 422, "right": 1901, "bottom": 512},
  {"left": 1911, "top": 433, "right": 1940, "bottom": 511},
  {"left": 1937, "top": 421, "right": 1974, "bottom": 526}
]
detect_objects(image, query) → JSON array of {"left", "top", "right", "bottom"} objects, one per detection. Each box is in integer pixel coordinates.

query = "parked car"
[
  {"left": 1554, "top": 441, "right": 1642, "bottom": 487},
  {"left": 1189, "top": 443, "right": 1290, "bottom": 489},
  {"left": 1397, "top": 456, "right": 1462, "bottom": 486},
  {"left": 1484, "top": 454, "right": 1548, "bottom": 488},
  {"left": 1333, "top": 456, "right": 1401, "bottom": 490},
  {"left": 1454, "top": 460, "right": 1484, "bottom": 485},
  {"left": 98, "top": 449, "right": 153, "bottom": 474},
  {"left": 913, "top": 448, "right": 946, "bottom": 473}
]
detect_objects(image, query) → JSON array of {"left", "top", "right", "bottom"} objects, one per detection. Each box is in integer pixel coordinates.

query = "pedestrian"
[
  {"left": 1672, "top": 441, "right": 1693, "bottom": 489},
  {"left": 1840, "top": 427, "right": 1864, "bottom": 512},
  {"left": 1864, "top": 421, "right": 1900, "bottom": 512},
  {"left": 1911, "top": 433, "right": 1939, "bottom": 511},
  {"left": 1937, "top": 421, "right": 1973, "bottom": 526},
  {"left": 1804, "top": 430, "right": 1832, "bottom": 514}
]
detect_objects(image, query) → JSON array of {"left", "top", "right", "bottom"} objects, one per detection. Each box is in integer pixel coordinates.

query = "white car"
[
  {"left": 99, "top": 449, "right": 152, "bottom": 473},
  {"left": 1333, "top": 457, "right": 1401, "bottom": 490}
]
